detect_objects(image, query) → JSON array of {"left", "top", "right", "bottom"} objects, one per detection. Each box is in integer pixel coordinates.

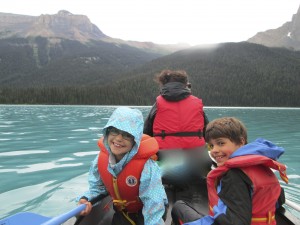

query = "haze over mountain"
[
  {"left": 248, "top": 5, "right": 300, "bottom": 50},
  {"left": 96, "top": 42, "right": 300, "bottom": 107}
]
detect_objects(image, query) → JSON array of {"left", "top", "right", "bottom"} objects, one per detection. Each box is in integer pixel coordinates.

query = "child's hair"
[
  {"left": 205, "top": 117, "right": 248, "bottom": 145},
  {"left": 155, "top": 69, "right": 188, "bottom": 85}
]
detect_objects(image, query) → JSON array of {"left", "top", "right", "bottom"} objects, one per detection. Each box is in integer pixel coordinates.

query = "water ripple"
[
  {"left": 0, "top": 150, "right": 49, "bottom": 156},
  {"left": 0, "top": 162, "right": 83, "bottom": 173}
]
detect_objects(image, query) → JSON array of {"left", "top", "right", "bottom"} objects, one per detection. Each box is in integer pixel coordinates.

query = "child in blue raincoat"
[{"left": 77, "top": 107, "right": 168, "bottom": 225}]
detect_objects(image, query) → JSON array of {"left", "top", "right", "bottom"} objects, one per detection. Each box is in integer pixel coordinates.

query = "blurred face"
[
  {"left": 208, "top": 137, "right": 244, "bottom": 166},
  {"left": 107, "top": 127, "right": 135, "bottom": 162}
]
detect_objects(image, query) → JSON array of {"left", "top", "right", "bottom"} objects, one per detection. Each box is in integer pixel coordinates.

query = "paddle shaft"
[
  {"left": 285, "top": 199, "right": 300, "bottom": 212},
  {"left": 74, "top": 194, "right": 108, "bottom": 225},
  {"left": 41, "top": 204, "right": 86, "bottom": 225}
]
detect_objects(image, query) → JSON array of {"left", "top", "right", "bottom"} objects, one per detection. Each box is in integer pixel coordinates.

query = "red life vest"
[
  {"left": 153, "top": 95, "right": 205, "bottom": 149},
  {"left": 97, "top": 134, "right": 159, "bottom": 213},
  {"left": 207, "top": 155, "right": 288, "bottom": 225}
]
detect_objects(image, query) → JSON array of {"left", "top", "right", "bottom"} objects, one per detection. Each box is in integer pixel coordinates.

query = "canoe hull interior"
[{"left": 66, "top": 182, "right": 299, "bottom": 225}]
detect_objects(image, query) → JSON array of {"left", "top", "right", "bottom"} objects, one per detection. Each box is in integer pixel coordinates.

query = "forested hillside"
[
  {"left": 0, "top": 37, "right": 163, "bottom": 87},
  {"left": 1, "top": 42, "right": 300, "bottom": 106}
]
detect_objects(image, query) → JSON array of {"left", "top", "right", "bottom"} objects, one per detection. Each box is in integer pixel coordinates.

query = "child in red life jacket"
[
  {"left": 143, "top": 69, "right": 213, "bottom": 201},
  {"left": 171, "top": 117, "right": 288, "bottom": 225},
  {"left": 144, "top": 69, "right": 209, "bottom": 149},
  {"left": 77, "top": 107, "right": 168, "bottom": 225}
]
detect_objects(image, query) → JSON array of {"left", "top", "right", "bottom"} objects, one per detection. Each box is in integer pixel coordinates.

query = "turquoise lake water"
[{"left": 0, "top": 105, "right": 300, "bottom": 220}]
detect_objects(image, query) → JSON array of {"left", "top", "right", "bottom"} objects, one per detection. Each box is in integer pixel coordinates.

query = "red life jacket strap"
[
  {"left": 154, "top": 130, "right": 203, "bottom": 139},
  {"left": 252, "top": 211, "right": 275, "bottom": 224}
]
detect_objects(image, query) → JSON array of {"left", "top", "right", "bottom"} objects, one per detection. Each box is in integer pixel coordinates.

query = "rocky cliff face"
[
  {"left": 0, "top": 10, "right": 108, "bottom": 42},
  {"left": 0, "top": 10, "right": 188, "bottom": 53},
  {"left": 247, "top": 6, "right": 300, "bottom": 50}
]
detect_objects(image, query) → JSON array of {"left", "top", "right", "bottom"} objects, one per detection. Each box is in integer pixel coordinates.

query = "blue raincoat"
[{"left": 77, "top": 107, "right": 168, "bottom": 225}]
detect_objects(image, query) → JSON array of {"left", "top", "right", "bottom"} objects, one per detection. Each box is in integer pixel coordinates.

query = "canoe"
[
  {"left": 66, "top": 148, "right": 300, "bottom": 225},
  {"left": 65, "top": 182, "right": 300, "bottom": 225}
]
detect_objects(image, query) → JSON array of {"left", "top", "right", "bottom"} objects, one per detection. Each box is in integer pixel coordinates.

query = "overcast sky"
[{"left": 2, "top": 0, "right": 300, "bottom": 46}]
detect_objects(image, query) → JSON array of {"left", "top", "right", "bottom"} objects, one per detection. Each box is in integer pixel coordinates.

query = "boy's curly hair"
[{"left": 205, "top": 117, "right": 248, "bottom": 145}]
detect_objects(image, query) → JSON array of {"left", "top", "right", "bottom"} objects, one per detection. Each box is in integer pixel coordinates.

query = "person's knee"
[
  {"left": 171, "top": 200, "right": 186, "bottom": 217},
  {"left": 171, "top": 201, "right": 186, "bottom": 225},
  {"left": 174, "top": 200, "right": 186, "bottom": 206}
]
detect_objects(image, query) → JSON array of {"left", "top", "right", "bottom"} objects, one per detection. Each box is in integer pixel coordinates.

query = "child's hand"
[{"left": 78, "top": 198, "right": 92, "bottom": 216}]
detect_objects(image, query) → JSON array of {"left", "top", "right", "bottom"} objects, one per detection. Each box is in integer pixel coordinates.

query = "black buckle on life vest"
[{"left": 161, "top": 130, "right": 166, "bottom": 140}]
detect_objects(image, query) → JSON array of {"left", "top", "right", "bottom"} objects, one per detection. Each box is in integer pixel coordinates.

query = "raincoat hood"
[
  {"left": 102, "top": 107, "right": 144, "bottom": 174},
  {"left": 230, "top": 138, "right": 284, "bottom": 160},
  {"left": 160, "top": 82, "right": 191, "bottom": 101}
]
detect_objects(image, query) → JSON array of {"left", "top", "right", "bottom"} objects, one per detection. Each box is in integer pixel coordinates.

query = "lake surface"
[{"left": 0, "top": 105, "right": 300, "bottom": 220}]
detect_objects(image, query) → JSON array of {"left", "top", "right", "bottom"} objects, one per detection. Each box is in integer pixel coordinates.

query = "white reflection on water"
[
  {"left": 57, "top": 158, "right": 75, "bottom": 162},
  {"left": 71, "top": 129, "right": 88, "bottom": 132},
  {"left": 73, "top": 151, "right": 99, "bottom": 157},
  {"left": 0, "top": 161, "right": 83, "bottom": 173},
  {"left": 0, "top": 150, "right": 49, "bottom": 156}
]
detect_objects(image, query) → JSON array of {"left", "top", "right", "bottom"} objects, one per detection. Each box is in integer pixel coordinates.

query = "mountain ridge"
[
  {"left": 0, "top": 10, "right": 188, "bottom": 88},
  {"left": 0, "top": 10, "right": 189, "bottom": 53},
  {"left": 248, "top": 5, "right": 300, "bottom": 50},
  {"left": 0, "top": 10, "right": 107, "bottom": 42}
]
